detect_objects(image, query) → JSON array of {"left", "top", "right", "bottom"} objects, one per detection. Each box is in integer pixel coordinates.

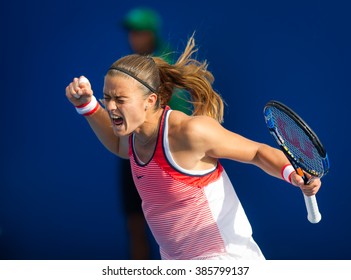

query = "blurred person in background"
[{"left": 120, "top": 7, "right": 191, "bottom": 259}]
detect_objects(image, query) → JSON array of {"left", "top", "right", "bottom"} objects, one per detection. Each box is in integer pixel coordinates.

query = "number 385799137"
[{"left": 195, "top": 266, "right": 249, "bottom": 276}]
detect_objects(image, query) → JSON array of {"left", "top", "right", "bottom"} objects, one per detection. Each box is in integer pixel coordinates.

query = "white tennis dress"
[{"left": 128, "top": 106, "right": 265, "bottom": 260}]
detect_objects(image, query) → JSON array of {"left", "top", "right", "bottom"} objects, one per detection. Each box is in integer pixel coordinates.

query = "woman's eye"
[{"left": 101, "top": 96, "right": 125, "bottom": 105}]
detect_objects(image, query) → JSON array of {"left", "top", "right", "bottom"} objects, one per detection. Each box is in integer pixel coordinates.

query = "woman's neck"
[{"left": 134, "top": 107, "right": 163, "bottom": 147}]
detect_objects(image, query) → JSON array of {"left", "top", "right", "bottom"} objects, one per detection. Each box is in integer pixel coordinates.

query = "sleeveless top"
[{"left": 128, "top": 106, "right": 264, "bottom": 260}]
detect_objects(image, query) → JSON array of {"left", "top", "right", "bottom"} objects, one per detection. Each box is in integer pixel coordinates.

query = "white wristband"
[
  {"left": 281, "top": 164, "right": 295, "bottom": 183},
  {"left": 75, "top": 96, "right": 99, "bottom": 116}
]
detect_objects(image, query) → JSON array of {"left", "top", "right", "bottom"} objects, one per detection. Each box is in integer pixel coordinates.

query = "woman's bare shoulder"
[{"left": 168, "top": 110, "right": 220, "bottom": 144}]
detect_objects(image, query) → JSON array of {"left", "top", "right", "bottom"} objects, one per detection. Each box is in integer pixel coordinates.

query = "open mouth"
[{"left": 110, "top": 114, "right": 124, "bottom": 126}]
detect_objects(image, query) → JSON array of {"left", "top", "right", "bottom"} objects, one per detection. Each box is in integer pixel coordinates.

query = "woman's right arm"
[
  {"left": 84, "top": 105, "right": 120, "bottom": 156},
  {"left": 65, "top": 76, "right": 128, "bottom": 158}
]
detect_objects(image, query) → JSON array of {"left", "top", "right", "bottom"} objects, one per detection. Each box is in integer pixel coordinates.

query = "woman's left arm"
[{"left": 189, "top": 116, "right": 321, "bottom": 195}]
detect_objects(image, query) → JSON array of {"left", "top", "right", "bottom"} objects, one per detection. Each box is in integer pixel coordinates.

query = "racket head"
[{"left": 263, "top": 100, "right": 330, "bottom": 178}]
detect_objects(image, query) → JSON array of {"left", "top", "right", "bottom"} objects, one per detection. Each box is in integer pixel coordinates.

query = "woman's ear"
[{"left": 146, "top": 92, "right": 158, "bottom": 109}]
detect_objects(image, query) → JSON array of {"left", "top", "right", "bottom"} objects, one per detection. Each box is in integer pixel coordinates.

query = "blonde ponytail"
[{"left": 153, "top": 36, "right": 224, "bottom": 123}]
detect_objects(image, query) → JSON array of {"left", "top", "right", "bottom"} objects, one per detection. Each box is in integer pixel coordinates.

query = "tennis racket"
[{"left": 263, "top": 100, "right": 330, "bottom": 223}]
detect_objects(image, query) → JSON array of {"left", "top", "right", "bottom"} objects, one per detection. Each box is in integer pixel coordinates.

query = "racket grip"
[{"left": 303, "top": 194, "right": 322, "bottom": 223}]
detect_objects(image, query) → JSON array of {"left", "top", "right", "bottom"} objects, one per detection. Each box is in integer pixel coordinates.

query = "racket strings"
[{"left": 270, "top": 107, "right": 324, "bottom": 177}]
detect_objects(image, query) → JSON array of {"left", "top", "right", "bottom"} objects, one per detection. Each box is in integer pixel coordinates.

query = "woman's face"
[{"left": 103, "top": 75, "right": 149, "bottom": 136}]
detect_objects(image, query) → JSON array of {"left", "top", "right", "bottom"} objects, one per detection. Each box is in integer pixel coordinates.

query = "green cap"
[{"left": 122, "top": 8, "right": 162, "bottom": 34}]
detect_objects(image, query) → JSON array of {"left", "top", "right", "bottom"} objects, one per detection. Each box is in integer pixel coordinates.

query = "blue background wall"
[{"left": 1, "top": 0, "right": 350, "bottom": 259}]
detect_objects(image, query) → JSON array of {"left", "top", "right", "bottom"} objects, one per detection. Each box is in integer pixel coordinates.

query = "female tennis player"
[{"left": 65, "top": 36, "right": 321, "bottom": 260}]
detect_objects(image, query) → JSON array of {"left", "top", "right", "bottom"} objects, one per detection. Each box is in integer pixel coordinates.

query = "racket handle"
[{"left": 303, "top": 194, "right": 322, "bottom": 223}]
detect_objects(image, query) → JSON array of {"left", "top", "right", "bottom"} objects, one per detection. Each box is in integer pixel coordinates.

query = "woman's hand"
[
  {"left": 290, "top": 172, "right": 321, "bottom": 196},
  {"left": 65, "top": 76, "right": 94, "bottom": 107}
]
